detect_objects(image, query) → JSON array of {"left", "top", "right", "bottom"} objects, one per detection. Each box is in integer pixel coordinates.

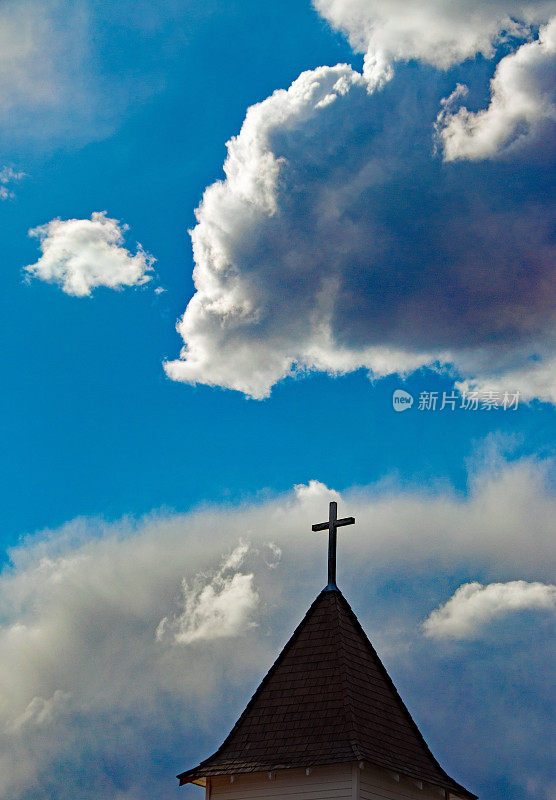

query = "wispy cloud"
[
  {"left": 0, "top": 0, "right": 104, "bottom": 147},
  {"left": 8, "top": 690, "right": 73, "bottom": 734},
  {"left": 0, "top": 0, "right": 183, "bottom": 150},
  {"left": 0, "top": 166, "right": 25, "bottom": 200},
  {"left": 25, "top": 212, "right": 155, "bottom": 296},
  {"left": 156, "top": 542, "right": 260, "bottom": 645}
]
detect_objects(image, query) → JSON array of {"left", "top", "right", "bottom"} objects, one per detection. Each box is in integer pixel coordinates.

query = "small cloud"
[
  {"left": 221, "top": 539, "right": 250, "bottom": 571},
  {"left": 156, "top": 542, "right": 259, "bottom": 646},
  {"left": 264, "top": 542, "right": 282, "bottom": 569},
  {"left": 0, "top": 166, "right": 25, "bottom": 200},
  {"left": 294, "top": 480, "right": 340, "bottom": 503},
  {"left": 8, "top": 690, "right": 72, "bottom": 734},
  {"left": 25, "top": 212, "right": 155, "bottom": 297},
  {"left": 154, "top": 285, "right": 166, "bottom": 295},
  {"left": 423, "top": 580, "right": 556, "bottom": 639}
]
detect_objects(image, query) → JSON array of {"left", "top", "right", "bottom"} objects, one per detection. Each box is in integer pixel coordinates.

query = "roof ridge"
[
  {"left": 178, "top": 590, "right": 328, "bottom": 780},
  {"left": 332, "top": 591, "right": 364, "bottom": 763},
  {"left": 333, "top": 591, "right": 474, "bottom": 797}
]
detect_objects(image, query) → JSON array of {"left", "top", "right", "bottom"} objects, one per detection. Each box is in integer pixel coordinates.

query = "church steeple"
[{"left": 178, "top": 504, "right": 476, "bottom": 800}]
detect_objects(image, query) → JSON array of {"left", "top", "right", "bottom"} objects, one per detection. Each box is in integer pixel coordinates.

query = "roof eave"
[{"left": 177, "top": 759, "right": 477, "bottom": 798}]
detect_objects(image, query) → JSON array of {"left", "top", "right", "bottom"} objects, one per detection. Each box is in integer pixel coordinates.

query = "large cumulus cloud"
[
  {"left": 0, "top": 455, "right": 554, "bottom": 800},
  {"left": 165, "top": 61, "right": 555, "bottom": 399}
]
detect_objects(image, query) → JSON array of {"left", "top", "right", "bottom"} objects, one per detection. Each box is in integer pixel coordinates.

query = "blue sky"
[{"left": 0, "top": 2, "right": 555, "bottom": 799}]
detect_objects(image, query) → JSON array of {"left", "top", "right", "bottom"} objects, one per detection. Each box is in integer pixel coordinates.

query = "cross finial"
[{"left": 312, "top": 501, "right": 355, "bottom": 590}]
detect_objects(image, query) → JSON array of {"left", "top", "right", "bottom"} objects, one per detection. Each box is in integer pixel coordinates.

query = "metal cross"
[{"left": 312, "top": 501, "right": 355, "bottom": 590}]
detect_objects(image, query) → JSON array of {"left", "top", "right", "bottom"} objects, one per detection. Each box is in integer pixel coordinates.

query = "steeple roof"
[{"left": 178, "top": 588, "right": 476, "bottom": 798}]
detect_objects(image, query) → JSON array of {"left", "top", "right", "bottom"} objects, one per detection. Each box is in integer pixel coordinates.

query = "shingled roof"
[{"left": 178, "top": 588, "right": 476, "bottom": 798}]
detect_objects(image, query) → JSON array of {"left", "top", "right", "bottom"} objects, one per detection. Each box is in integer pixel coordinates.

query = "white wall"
[
  {"left": 208, "top": 763, "right": 460, "bottom": 800},
  {"left": 209, "top": 763, "right": 352, "bottom": 800},
  {"left": 360, "top": 766, "right": 445, "bottom": 800}
]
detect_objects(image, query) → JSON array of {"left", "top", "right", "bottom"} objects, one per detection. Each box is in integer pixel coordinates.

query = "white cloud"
[
  {"left": 456, "top": 352, "right": 556, "bottom": 406},
  {"left": 313, "top": 0, "right": 553, "bottom": 87},
  {"left": 165, "top": 64, "right": 555, "bottom": 400},
  {"left": 423, "top": 580, "right": 556, "bottom": 638},
  {"left": 156, "top": 542, "right": 259, "bottom": 645},
  {"left": 0, "top": 456, "right": 553, "bottom": 798},
  {"left": 25, "top": 212, "right": 155, "bottom": 297},
  {"left": 438, "top": 17, "right": 556, "bottom": 160},
  {"left": 294, "top": 479, "right": 341, "bottom": 504},
  {"left": 0, "top": 166, "right": 25, "bottom": 200}
]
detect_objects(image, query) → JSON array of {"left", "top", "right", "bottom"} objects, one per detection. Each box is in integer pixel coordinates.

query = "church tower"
[{"left": 178, "top": 503, "right": 476, "bottom": 800}]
